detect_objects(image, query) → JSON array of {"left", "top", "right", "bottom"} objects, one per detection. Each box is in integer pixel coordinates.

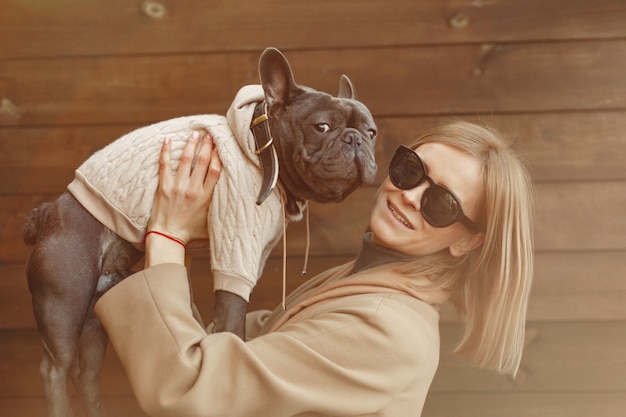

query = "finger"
[
  {"left": 204, "top": 147, "right": 222, "bottom": 194},
  {"left": 158, "top": 137, "right": 173, "bottom": 189},
  {"left": 189, "top": 133, "right": 215, "bottom": 185},
  {"left": 178, "top": 131, "right": 202, "bottom": 177}
]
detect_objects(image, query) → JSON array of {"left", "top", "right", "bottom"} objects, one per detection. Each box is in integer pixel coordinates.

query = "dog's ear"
[
  {"left": 338, "top": 75, "right": 357, "bottom": 100},
  {"left": 259, "top": 47, "right": 301, "bottom": 108}
]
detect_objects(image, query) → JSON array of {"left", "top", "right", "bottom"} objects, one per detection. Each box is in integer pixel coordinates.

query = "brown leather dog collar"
[{"left": 250, "top": 101, "right": 279, "bottom": 205}]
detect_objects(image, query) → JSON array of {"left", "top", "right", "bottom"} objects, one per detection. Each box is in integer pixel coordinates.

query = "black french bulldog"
[{"left": 23, "top": 47, "right": 378, "bottom": 417}]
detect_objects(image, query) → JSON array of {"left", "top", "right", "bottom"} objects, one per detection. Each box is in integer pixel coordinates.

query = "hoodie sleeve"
[
  {"left": 206, "top": 130, "right": 283, "bottom": 302},
  {"left": 94, "top": 264, "right": 439, "bottom": 417},
  {"left": 202, "top": 86, "right": 285, "bottom": 302}
]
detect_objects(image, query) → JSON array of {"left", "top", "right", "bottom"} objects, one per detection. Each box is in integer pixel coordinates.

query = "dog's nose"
[{"left": 342, "top": 130, "right": 363, "bottom": 146}]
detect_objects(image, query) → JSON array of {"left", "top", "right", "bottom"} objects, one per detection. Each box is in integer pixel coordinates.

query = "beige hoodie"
[
  {"left": 68, "top": 85, "right": 302, "bottom": 301},
  {"left": 95, "top": 259, "right": 449, "bottom": 417}
]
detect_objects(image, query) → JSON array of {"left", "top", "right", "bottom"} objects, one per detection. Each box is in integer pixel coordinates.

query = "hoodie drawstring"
[
  {"left": 301, "top": 203, "right": 310, "bottom": 277},
  {"left": 280, "top": 193, "right": 287, "bottom": 310},
  {"left": 278, "top": 195, "right": 311, "bottom": 311}
]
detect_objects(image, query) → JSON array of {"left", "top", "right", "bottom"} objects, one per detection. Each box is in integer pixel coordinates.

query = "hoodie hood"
[{"left": 226, "top": 84, "right": 266, "bottom": 166}]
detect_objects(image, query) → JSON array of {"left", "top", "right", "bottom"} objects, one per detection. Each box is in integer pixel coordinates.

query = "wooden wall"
[{"left": 2, "top": 1, "right": 625, "bottom": 416}]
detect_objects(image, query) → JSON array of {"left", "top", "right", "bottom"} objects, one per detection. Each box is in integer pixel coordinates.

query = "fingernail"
[
  {"left": 192, "top": 131, "right": 200, "bottom": 140},
  {"left": 163, "top": 137, "right": 171, "bottom": 144}
]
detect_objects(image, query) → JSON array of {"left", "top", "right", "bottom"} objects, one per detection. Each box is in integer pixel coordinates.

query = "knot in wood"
[
  {"left": 449, "top": 12, "right": 470, "bottom": 29},
  {"left": 141, "top": 1, "right": 167, "bottom": 20},
  {"left": 0, "top": 97, "right": 21, "bottom": 120}
]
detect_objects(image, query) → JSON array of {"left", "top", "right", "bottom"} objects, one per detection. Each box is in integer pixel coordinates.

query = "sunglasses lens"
[
  {"left": 389, "top": 146, "right": 477, "bottom": 230},
  {"left": 422, "top": 187, "right": 460, "bottom": 227},
  {"left": 390, "top": 149, "right": 424, "bottom": 190}
]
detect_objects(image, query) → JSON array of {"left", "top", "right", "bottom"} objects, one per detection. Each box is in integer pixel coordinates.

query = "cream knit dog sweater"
[{"left": 68, "top": 85, "right": 302, "bottom": 301}]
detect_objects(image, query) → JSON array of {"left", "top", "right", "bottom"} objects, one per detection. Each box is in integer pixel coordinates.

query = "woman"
[{"left": 94, "top": 120, "right": 534, "bottom": 417}]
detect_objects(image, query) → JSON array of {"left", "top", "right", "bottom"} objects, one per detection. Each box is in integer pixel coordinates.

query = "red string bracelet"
[{"left": 144, "top": 230, "right": 187, "bottom": 251}]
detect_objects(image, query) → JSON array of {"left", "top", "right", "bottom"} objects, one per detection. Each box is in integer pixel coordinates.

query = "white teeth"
[{"left": 389, "top": 203, "right": 411, "bottom": 229}]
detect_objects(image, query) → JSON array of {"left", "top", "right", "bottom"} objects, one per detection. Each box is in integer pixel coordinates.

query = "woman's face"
[{"left": 369, "top": 142, "right": 485, "bottom": 257}]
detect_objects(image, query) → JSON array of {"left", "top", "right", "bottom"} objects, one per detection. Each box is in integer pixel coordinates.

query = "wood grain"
[
  {"left": 423, "top": 392, "right": 626, "bottom": 417},
  {"left": 4, "top": 180, "right": 626, "bottom": 259},
  {"left": 3, "top": 322, "right": 624, "bottom": 395},
  {"left": 3, "top": 111, "right": 625, "bottom": 194},
  {"left": 5, "top": 249, "right": 626, "bottom": 330},
  {"left": 3, "top": 0, "right": 626, "bottom": 59},
  {"left": 2, "top": 41, "right": 626, "bottom": 126}
]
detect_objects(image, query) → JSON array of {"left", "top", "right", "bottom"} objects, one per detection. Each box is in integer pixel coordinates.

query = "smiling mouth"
[{"left": 388, "top": 201, "right": 413, "bottom": 229}]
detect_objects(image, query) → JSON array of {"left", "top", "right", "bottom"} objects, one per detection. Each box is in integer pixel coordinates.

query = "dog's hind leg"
[
  {"left": 71, "top": 306, "right": 108, "bottom": 417},
  {"left": 31, "top": 262, "right": 99, "bottom": 417},
  {"left": 25, "top": 193, "right": 105, "bottom": 417},
  {"left": 73, "top": 233, "right": 142, "bottom": 417},
  {"left": 38, "top": 340, "right": 77, "bottom": 417}
]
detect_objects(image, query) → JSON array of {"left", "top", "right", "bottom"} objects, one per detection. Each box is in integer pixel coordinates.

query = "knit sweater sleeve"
[
  {"left": 67, "top": 114, "right": 284, "bottom": 301},
  {"left": 207, "top": 134, "right": 283, "bottom": 301}
]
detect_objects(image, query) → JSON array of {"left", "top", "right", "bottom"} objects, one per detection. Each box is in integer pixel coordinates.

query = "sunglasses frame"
[{"left": 389, "top": 145, "right": 481, "bottom": 232}]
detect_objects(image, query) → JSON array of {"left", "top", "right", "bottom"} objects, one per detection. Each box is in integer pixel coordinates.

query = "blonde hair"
[{"left": 396, "top": 120, "right": 534, "bottom": 376}]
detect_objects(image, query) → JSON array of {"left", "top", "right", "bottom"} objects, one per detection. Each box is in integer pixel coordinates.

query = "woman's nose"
[{"left": 401, "top": 182, "right": 429, "bottom": 211}]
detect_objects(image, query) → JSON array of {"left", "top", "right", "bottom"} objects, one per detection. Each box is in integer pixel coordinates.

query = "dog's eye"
[
  {"left": 367, "top": 129, "right": 377, "bottom": 139},
  {"left": 315, "top": 123, "right": 330, "bottom": 133}
]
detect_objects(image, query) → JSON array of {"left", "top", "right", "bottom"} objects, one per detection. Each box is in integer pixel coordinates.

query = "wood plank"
[
  {"left": 528, "top": 250, "right": 626, "bottom": 322},
  {"left": 3, "top": 111, "right": 625, "bottom": 195},
  {"left": 0, "top": 263, "right": 37, "bottom": 329},
  {"left": 5, "top": 249, "right": 626, "bottom": 330},
  {"left": 431, "top": 321, "right": 626, "bottom": 392},
  {"left": 278, "top": 181, "right": 626, "bottom": 254},
  {"left": 4, "top": 179, "right": 626, "bottom": 262},
  {"left": 534, "top": 181, "right": 626, "bottom": 250},
  {"left": 439, "top": 249, "right": 626, "bottom": 322},
  {"left": 0, "top": 330, "right": 134, "bottom": 398},
  {"left": 0, "top": 125, "right": 140, "bottom": 194},
  {"left": 3, "top": 0, "right": 626, "bottom": 59},
  {"left": 2, "top": 41, "right": 626, "bottom": 126},
  {"left": 0, "top": 53, "right": 255, "bottom": 126},
  {"left": 423, "top": 392, "right": 626, "bottom": 417},
  {"left": 376, "top": 111, "right": 626, "bottom": 183},
  {"left": 237, "top": 251, "right": 626, "bottom": 324},
  {"left": 1, "top": 194, "right": 58, "bottom": 263},
  {"left": 3, "top": 322, "right": 625, "bottom": 397},
  {"left": 139, "top": 249, "right": 626, "bottom": 324},
  {"left": 0, "top": 397, "right": 146, "bottom": 417}
]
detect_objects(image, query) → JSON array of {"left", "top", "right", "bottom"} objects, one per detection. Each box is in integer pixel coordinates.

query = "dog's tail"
[{"left": 22, "top": 203, "right": 51, "bottom": 246}]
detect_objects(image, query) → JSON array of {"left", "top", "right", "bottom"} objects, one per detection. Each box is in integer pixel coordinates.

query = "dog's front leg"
[{"left": 213, "top": 290, "right": 248, "bottom": 339}]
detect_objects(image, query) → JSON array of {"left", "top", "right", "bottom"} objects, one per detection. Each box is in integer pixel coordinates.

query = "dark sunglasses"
[{"left": 388, "top": 145, "right": 481, "bottom": 232}]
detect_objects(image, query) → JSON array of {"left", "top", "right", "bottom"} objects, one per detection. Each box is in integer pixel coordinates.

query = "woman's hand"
[{"left": 145, "top": 131, "right": 222, "bottom": 266}]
